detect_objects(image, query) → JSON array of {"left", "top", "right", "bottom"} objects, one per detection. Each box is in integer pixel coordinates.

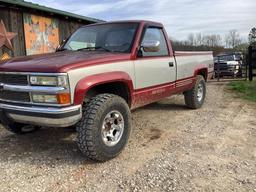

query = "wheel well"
[
  {"left": 197, "top": 69, "right": 208, "bottom": 81},
  {"left": 85, "top": 82, "right": 131, "bottom": 106}
]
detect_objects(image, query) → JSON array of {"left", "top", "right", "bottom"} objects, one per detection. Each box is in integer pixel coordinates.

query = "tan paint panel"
[{"left": 67, "top": 54, "right": 213, "bottom": 104}]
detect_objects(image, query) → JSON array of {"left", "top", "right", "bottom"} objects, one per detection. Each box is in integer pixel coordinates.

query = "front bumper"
[
  {"left": 0, "top": 103, "right": 82, "bottom": 127},
  {"left": 214, "top": 64, "right": 240, "bottom": 76}
]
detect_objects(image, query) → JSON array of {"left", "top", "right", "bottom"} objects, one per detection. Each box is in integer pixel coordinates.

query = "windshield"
[
  {"left": 218, "top": 55, "right": 235, "bottom": 61},
  {"left": 63, "top": 23, "right": 139, "bottom": 53}
]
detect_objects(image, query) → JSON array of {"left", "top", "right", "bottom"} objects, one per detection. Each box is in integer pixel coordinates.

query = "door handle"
[{"left": 169, "top": 62, "right": 174, "bottom": 67}]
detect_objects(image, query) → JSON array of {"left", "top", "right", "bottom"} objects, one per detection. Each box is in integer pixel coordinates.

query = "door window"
[{"left": 141, "top": 28, "right": 169, "bottom": 57}]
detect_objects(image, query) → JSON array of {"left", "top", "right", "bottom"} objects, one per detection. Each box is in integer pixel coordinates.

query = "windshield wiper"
[{"left": 77, "top": 46, "right": 112, "bottom": 52}]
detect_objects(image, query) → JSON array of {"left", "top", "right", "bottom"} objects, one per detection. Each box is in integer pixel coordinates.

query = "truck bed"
[{"left": 174, "top": 51, "right": 214, "bottom": 81}]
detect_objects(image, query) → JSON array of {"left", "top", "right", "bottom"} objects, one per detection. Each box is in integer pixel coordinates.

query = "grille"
[
  {"left": 0, "top": 74, "right": 28, "bottom": 85},
  {"left": 0, "top": 90, "right": 30, "bottom": 102},
  {"left": 214, "top": 63, "right": 236, "bottom": 71}
]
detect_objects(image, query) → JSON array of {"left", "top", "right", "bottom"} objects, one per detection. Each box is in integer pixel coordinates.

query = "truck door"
[{"left": 134, "top": 27, "right": 176, "bottom": 89}]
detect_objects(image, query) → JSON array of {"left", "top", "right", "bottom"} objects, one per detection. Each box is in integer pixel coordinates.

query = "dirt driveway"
[{"left": 0, "top": 82, "right": 255, "bottom": 192}]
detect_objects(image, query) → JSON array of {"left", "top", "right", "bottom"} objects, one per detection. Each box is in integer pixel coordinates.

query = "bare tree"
[
  {"left": 187, "top": 33, "right": 195, "bottom": 46},
  {"left": 185, "top": 33, "right": 223, "bottom": 47},
  {"left": 195, "top": 33, "right": 203, "bottom": 46},
  {"left": 225, "top": 30, "right": 242, "bottom": 48},
  {"left": 202, "top": 35, "right": 210, "bottom": 46},
  {"left": 172, "top": 30, "right": 245, "bottom": 54},
  {"left": 208, "top": 34, "right": 222, "bottom": 47}
]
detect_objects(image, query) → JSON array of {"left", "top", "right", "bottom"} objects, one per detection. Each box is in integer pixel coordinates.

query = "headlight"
[
  {"left": 32, "top": 94, "right": 58, "bottom": 103},
  {"left": 30, "top": 75, "right": 68, "bottom": 87},
  {"left": 32, "top": 93, "right": 71, "bottom": 104}
]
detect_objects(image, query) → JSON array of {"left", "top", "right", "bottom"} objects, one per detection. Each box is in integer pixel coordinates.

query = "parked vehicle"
[
  {"left": 0, "top": 20, "right": 214, "bottom": 161},
  {"left": 214, "top": 53, "right": 243, "bottom": 77}
]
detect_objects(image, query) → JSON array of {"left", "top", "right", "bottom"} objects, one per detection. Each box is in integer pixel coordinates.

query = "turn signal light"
[{"left": 57, "top": 93, "right": 71, "bottom": 104}]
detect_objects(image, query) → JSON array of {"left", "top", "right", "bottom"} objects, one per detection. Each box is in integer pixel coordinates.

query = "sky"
[{"left": 29, "top": 0, "right": 256, "bottom": 41}]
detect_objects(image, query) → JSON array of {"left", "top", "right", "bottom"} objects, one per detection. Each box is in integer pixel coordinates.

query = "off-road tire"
[
  {"left": 184, "top": 75, "right": 206, "bottom": 109},
  {"left": 76, "top": 94, "right": 131, "bottom": 162}
]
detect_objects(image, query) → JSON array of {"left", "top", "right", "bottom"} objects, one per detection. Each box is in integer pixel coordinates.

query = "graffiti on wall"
[{"left": 23, "top": 13, "right": 59, "bottom": 55}]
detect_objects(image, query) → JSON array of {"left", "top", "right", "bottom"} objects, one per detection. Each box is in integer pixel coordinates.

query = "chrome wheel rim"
[
  {"left": 197, "top": 82, "right": 204, "bottom": 102},
  {"left": 101, "top": 110, "right": 124, "bottom": 147}
]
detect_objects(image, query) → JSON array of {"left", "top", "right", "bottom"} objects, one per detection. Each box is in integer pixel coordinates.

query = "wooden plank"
[
  {"left": 58, "top": 19, "right": 85, "bottom": 43},
  {"left": 59, "top": 19, "right": 70, "bottom": 42},
  {"left": 0, "top": 7, "right": 10, "bottom": 28},
  {"left": 69, "top": 21, "right": 79, "bottom": 34},
  {"left": 0, "top": 7, "right": 12, "bottom": 57},
  {"left": 10, "top": 9, "right": 26, "bottom": 57}
]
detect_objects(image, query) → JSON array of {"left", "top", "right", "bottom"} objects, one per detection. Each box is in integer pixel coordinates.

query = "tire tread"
[
  {"left": 76, "top": 93, "right": 130, "bottom": 161},
  {"left": 184, "top": 75, "right": 206, "bottom": 109}
]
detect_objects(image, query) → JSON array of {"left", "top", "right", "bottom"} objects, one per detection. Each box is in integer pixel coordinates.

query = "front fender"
[{"left": 73, "top": 71, "right": 134, "bottom": 105}]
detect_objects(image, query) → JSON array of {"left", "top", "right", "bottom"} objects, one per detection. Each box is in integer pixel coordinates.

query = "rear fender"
[{"left": 194, "top": 65, "right": 208, "bottom": 81}]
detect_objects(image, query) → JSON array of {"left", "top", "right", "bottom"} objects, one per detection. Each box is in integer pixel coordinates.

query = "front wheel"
[
  {"left": 184, "top": 75, "right": 206, "bottom": 109},
  {"left": 76, "top": 94, "right": 131, "bottom": 162}
]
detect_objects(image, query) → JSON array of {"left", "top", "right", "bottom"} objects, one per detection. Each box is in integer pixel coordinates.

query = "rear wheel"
[
  {"left": 76, "top": 94, "right": 131, "bottom": 162},
  {"left": 184, "top": 75, "right": 206, "bottom": 109}
]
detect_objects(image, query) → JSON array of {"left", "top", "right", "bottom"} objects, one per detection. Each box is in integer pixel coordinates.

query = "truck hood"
[
  {"left": 0, "top": 51, "right": 130, "bottom": 73},
  {"left": 226, "top": 61, "right": 239, "bottom": 65}
]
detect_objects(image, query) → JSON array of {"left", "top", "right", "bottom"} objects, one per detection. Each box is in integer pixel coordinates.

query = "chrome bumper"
[{"left": 0, "top": 103, "right": 82, "bottom": 127}]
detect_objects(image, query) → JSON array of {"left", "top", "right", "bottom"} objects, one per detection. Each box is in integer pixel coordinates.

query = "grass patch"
[{"left": 228, "top": 80, "right": 256, "bottom": 102}]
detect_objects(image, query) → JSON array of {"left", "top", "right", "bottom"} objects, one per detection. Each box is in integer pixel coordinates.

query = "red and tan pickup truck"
[{"left": 0, "top": 20, "right": 213, "bottom": 161}]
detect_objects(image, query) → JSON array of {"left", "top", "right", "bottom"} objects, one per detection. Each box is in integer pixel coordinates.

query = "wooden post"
[
  {"left": 248, "top": 46, "right": 253, "bottom": 81},
  {"left": 245, "top": 53, "right": 248, "bottom": 81},
  {"left": 217, "top": 56, "right": 220, "bottom": 82}
]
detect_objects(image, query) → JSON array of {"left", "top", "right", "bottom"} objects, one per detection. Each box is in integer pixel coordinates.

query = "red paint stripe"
[
  {"left": 134, "top": 76, "right": 195, "bottom": 92},
  {"left": 176, "top": 80, "right": 193, "bottom": 88},
  {"left": 131, "top": 76, "right": 196, "bottom": 109},
  {"left": 134, "top": 82, "right": 176, "bottom": 94},
  {"left": 176, "top": 76, "right": 195, "bottom": 82},
  {"left": 134, "top": 81, "right": 175, "bottom": 92},
  {"left": 132, "top": 82, "right": 176, "bottom": 109}
]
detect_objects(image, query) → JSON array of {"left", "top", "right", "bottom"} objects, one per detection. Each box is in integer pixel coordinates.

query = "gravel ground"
[{"left": 0, "top": 82, "right": 255, "bottom": 192}]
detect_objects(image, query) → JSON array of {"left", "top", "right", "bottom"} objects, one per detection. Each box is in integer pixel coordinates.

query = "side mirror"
[{"left": 141, "top": 40, "right": 160, "bottom": 52}]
